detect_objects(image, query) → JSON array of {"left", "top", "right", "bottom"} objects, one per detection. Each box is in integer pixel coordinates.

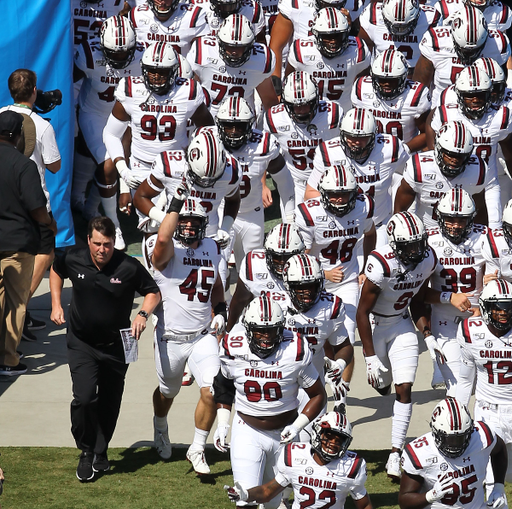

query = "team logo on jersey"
[
  {"left": 329, "top": 221, "right": 337, "bottom": 229},
  {"left": 291, "top": 132, "right": 298, "bottom": 139},
  {"left": 288, "top": 318, "right": 296, "bottom": 326},
  {"left": 373, "top": 100, "right": 380, "bottom": 108},
  {"left": 80, "top": 0, "right": 88, "bottom": 6},
  {"left": 485, "top": 340, "right": 493, "bottom": 348},
  {"left": 150, "top": 24, "right": 159, "bottom": 33},
  {"left": 305, "top": 467, "right": 314, "bottom": 475},
  {"left": 266, "top": 282, "right": 275, "bottom": 289},
  {"left": 219, "top": 66, "right": 226, "bottom": 73},
  {"left": 211, "top": 17, "right": 221, "bottom": 28},
  {"left": 436, "top": 182, "right": 444, "bottom": 189},
  {"left": 440, "top": 462, "right": 448, "bottom": 471},
  {"left": 443, "top": 248, "right": 452, "bottom": 256},
  {"left": 186, "top": 248, "right": 195, "bottom": 256},
  {"left": 307, "top": 124, "right": 318, "bottom": 136},
  {"left": 316, "top": 62, "right": 324, "bottom": 69},
  {"left": 367, "top": 263, "right": 373, "bottom": 272},
  {"left": 250, "top": 360, "right": 259, "bottom": 367}
]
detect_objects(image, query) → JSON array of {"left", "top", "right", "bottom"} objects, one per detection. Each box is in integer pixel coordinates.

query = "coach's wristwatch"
[{"left": 138, "top": 310, "right": 149, "bottom": 320}]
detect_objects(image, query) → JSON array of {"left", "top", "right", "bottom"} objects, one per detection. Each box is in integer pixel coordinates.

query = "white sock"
[
  {"left": 190, "top": 427, "right": 209, "bottom": 451},
  {"left": 154, "top": 416, "right": 168, "bottom": 431},
  {"left": 101, "top": 194, "right": 120, "bottom": 228},
  {"left": 391, "top": 401, "right": 412, "bottom": 450}
]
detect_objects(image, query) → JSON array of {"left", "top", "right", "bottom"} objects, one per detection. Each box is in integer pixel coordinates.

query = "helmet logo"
[
  {"left": 452, "top": 17, "right": 462, "bottom": 30},
  {"left": 189, "top": 147, "right": 201, "bottom": 161},
  {"left": 386, "top": 220, "right": 396, "bottom": 236}
]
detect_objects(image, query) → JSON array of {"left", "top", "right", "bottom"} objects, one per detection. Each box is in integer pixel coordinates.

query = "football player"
[
  {"left": 212, "top": 295, "right": 327, "bottom": 509},
  {"left": 356, "top": 211, "right": 437, "bottom": 480},
  {"left": 286, "top": 7, "right": 370, "bottom": 115},
  {"left": 215, "top": 97, "right": 295, "bottom": 269},
  {"left": 413, "top": 5, "right": 510, "bottom": 107},
  {"left": 394, "top": 120, "right": 490, "bottom": 229},
  {"left": 224, "top": 412, "right": 373, "bottom": 509},
  {"left": 150, "top": 194, "right": 227, "bottom": 475},
  {"left": 263, "top": 70, "right": 342, "bottom": 205},
  {"left": 399, "top": 397, "right": 508, "bottom": 509},
  {"left": 188, "top": 14, "right": 278, "bottom": 118}
]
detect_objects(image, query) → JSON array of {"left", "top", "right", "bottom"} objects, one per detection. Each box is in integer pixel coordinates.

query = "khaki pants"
[{"left": 0, "top": 251, "right": 34, "bottom": 366}]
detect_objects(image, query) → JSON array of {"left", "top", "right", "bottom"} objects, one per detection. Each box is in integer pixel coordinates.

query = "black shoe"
[
  {"left": 17, "top": 351, "right": 24, "bottom": 360},
  {"left": 76, "top": 452, "right": 95, "bottom": 482},
  {"left": 21, "top": 325, "right": 37, "bottom": 342},
  {"left": 93, "top": 452, "right": 110, "bottom": 473},
  {"left": 0, "top": 363, "right": 27, "bottom": 376},
  {"left": 25, "top": 312, "right": 46, "bottom": 331}
]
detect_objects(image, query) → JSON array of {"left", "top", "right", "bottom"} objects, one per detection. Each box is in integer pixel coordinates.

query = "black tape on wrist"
[
  {"left": 167, "top": 197, "right": 185, "bottom": 214},
  {"left": 271, "top": 75, "right": 282, "bottom": 97},
  {"left": 214, "top": 301, "right": 228, "bottom": 321}
]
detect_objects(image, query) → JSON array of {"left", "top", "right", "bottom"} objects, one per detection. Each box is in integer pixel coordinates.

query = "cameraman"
[{"left": 0, "top": 69, "right": 61, "bottom": 341}]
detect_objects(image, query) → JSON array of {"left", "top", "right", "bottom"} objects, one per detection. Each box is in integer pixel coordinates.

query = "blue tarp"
[{"left": 0, "top": 1, "right": 75, "bottom": 248}]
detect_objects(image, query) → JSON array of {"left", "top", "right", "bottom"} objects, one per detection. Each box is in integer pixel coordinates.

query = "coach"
[{"left": 49, "top": 216, "right": 160, "bottom": 482}]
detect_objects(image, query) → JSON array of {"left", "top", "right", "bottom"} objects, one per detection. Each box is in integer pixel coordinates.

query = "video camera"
[{"left": 34, "top": 89, "right": 62, "bottom": 114}]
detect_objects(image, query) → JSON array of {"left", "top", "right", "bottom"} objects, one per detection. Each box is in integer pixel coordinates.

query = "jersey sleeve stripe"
[
  {"left": 162, "top": 152, "right": 172, "bottom": 177},
  {"left": 369, "top": 2, "right": 378, "bottom": 24},
  {"left": 190, "top": 7, "right": 201, "bottom": 27},
  {"left": 487, "top": 230, "right": 500, "bottom": 258},
  {"left": 332, "top": 296, "right": 342, "bottom": 319},
  {"left": 320, "top": 142, "right": 331, "bottom": 166},
  {"left": 356, "top": 37, "right": 365, "bottom": 63},
  {"left": 261, "top": 132, "right": 270, "bottom": 155},
  {"left": 189, "top": 78, "right": 198, "bottom": 100},
  {"left": 429, "top": 28, "right": 440, "bottom": 52},
  {"left": 462, "top": 318, "right": 472, "bottom": 343},
  {"left": 246, "top": 253, "right": 255, "bottom": 281},
  {"left": 347, "top": 455, "right": 363, "bottom": 478},
  {"left": 292, "top": 0, "right": 299, "bottom": 8},
  {"left": 222, "top": 334, "right": 232, "bottom": 357},
  {"left": 501, "top": 106, "right": 510, "bottom": 131},
  {"left": 284, "top": 443, "right": 293, "bottom": 466},
  {"left": 194, "top": 39, "right": 202, "bottom": 65},
  {"left": 497, "top": 31, "right": 507, "bottom": 53},
  {"left": 439, "top": 106, "right": 448, "bottom": 125},
  {"left": 477, "top": 159, "right": 485, "bottom": 185},
  {"left": 410, "top": 83, "right": 426, "bottom": 107},
  {"left": 293, "top": 39, "right": 303, "bottom": 64},
  {"left": 391, "top": 136, "right": 399, "bottom": 163},
  {"left": 412, "top": 154, "right": 422, "bottom": 183},
  {"left": 366, "top": 195, "right": 375, "bottom": 218},
  {"left": 295, "top": 334, "right": 305, "bottom": 361},
  {"left": 252, "top": 1, "right": 262, "bottom": 23},
  {"left": 229, "top": 158, "right": 240, "bottom": 184},
  {"left": 440, "top": 87, "right": 449, "bottom": 105},
  {"left": 355, "top": 77, "right": 363, "bottom": 101},
  {"left": 84, "top": 43, "right": 95, "bottom": 69},
  {"left": 478, "top": 421, "right": 494, "bottom": 448},
  {"left": 500, "top": 5, "right": 509, "bottom": 24},
  {"left": 263, "top": 46, "right": 273, "bottom": 74},
  {"left": 405, "top": 443, "right": 423, "bottom": 469},
  {"left": 440, "top": 0, "right": 449, "bottom": 19},
  {"left": 371, "top": 251, "right": 391, "bottom": 277},
  {"left": 329, "top": 103, "right": 341, "bottom": 129},
  {"left": 265, "top": 110, "right": 277, "bottom": 133},
  {"left": 129, "top": 8, "right": 137, "bottom": 27},
  {"left": 298, "top": 202, "right": 315, "bottom": 226},
  {"left": 126, "top": 77, "right": 133, "bottom": 97}
]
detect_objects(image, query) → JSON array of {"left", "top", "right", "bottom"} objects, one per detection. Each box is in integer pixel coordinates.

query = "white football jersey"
[
  {"left": 263, "top": 100, "right": 341, "bottom": 187},
  {"left": 427, "top": 225, "right": 487, "bottom": 322},
  {"left": 359, "top": 2, "right": 437, "bottom": 71},
  {"left": 402, "top": 425, "right": 496, "bottom": 509},
  {"left": 228, "top": 129, "right": 281, "bottom": 215},
  {"left": 296, "top": 196, "right": 374, "bottom": 287},
  {"left": 189, "top": 37, "right": 275, "bottom": 117},
  {"left": 434, "top": 0, "right": 511, "bottom": 32},
  {"left": 288, "top": 37, "right": 370, "bottom": 114},
  {"left": 403, "top": 151, "right": 490, "bottom": 229},
  {"left": 129, "top": 2, "right": 209, "bottom": 55},
  {"left": 219, "top": 323, "right": 318, "bottom": 416},
  {"left": 114, "top": 75, "right": 206, "bottom": 161},
  {"left": 458, "top": 317, "right": 512, "bottom": 405},
  {"left": 310, "top": 134, "right": 410, "bottom": 225},
  {"left": 153, "top": 236, "right": 222, "bottom": 334},
  {"left": 351, "top": 77, "right": 431, "bottom": 144},
  {"left": 275, "top": 443, "right": 368, "bottom": 508},
  {"left": 364, "top": 243, "right": 437, "bottom": 316},
  {"left": 418, "top": 25, "right": 511, "bottom": 106},
  {"left": 481, "top": 228, "right": 512, "bottom": 283}
]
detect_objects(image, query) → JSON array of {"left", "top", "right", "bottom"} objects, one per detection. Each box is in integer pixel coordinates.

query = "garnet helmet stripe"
[{"left": 446, "top": 397, "right": 461, "bottom": 431}]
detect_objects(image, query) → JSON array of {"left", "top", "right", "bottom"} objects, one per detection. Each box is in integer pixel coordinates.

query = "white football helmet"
[
  {"left": 283, "top": 254, "right": 324, "bottom": 312},
  {"left": 312, "top": 8, "right": 350, "bottom": 59},
  {"left": 178, "top": 55, "right": 193, "bottom": 79},
  {"left": 436, "top": 188, "right": 476, "bottom": 244},
  {"left": 100, "top": 15, "right": 136, "bottom": 70},
  {"left": 242, "top": 295, "right": 286, "bottom": 358},
  {"left": 211, "top": 0, "right": 242, "bottom": 18},
  {"left": 474, "top": 57, "right": 507, "bottom": 105},
  {"left": 431, "top": 397, "right": 474, "bottom": 458},
  {"left": 141, "top": 42, "right": 179, "bottom": 95},
  {"left": 386, "top": 211, "right": 428, "bottom": 266},
  {"left": 451, "top": 5, "right": 488, "bottom": 65},
  {"left": 434, "top": 121, "right": 474, "bottom": 178},
  {"left": 282, "top": 71, "right": 320, "bottom": 126},
  {"left": 216, "top": 97, "right": 255, "bottom": 150},
  {"left": 479, "top": 279, "right": 512, "bottom": 332},
  {"left": 316, "top": 0, "right": 348, "bottom": 11},
  {"left": 264, "top": 223, "right": 306, "bottom": 279},
  {"left": 502, "top": 199, "right": 512, "bottom": 248},
  {"left": 381, "top": 0, "right": 420, "bottom": 36},
  {"left": 217, "top": 14, "right": 255, "bottom": 68},
  {"left": 186, "top": 129, "right": 227, "bottom": 188},
  {"left": 455, "top": 65, "right": 492, "bottom": 120},
  {"left": 147, "top": 0, "right": 180, "bottom": 19},
  {"left": 311, "top": 412, "right": 353, "bottom": 463},
  {"left": 464, "top": 0, "right": 490, "bottom": 12},
  {"left": 318, "top": 164, "right": 359, "bottom": 217},
  {"left": 340, "top": 108, "right": 377, "bottom": 163},
  {"left": 175, "top": 198, "right": 209, "bottom": 245},
  {"left": 371, "top": 49, "right": 409, "bottom": 101}
]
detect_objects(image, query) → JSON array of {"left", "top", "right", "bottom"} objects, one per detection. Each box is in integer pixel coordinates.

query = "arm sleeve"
[
  {"left": 455, "top": 324, "right": 476, "bottom": 406},
  {"left": 103, "top": 113, "right": 129, "bottom": 162}
]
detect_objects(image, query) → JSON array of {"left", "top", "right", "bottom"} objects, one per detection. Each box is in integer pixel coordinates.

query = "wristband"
[
  {"left": 440, "top": 292, "right": 451, "bottom": 304},
  {"left": 220, "top": 215, "right": 234, "bottom": 233},
  {"left": 217, "top": 407, "right": 231, "bottom": 426},
  {"left": 148, "top": 206, "right": 167, "bottom": 224},
  {"left": 119, "top": 177, "right": 130, "bottom": 194},
  {"left": 115, "top": 159, "right": 129, "bottom": 174},
  {"left": 335, "top": 358, "right": 347, "bottom": 373},
  {"left": 271, "top": 75, "right": 283, "bottom": 96},
  {"left": 213, "top": 301, "right": 228, "bottom": 321},
  {"left": 290, "top": 413, "right": 310, "bottom": 433},
  {"left": 167, "top": 196, "right": 185, "bottom": 214}
]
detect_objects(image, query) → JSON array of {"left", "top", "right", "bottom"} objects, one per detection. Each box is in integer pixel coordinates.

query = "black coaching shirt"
[{"left": 53, "top": 248, "right": 159, "bottom": 345}]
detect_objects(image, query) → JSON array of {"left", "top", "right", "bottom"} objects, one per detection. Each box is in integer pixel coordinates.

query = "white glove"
[
  {"left": 426, "top": 477, "right": 454, "bottom": 503},
  {"left": 365, "top": 355, "right": 389, "bottom": 389},
  {"left": 425, "top": 335, "right": 447, "bottom": 364},
  {"left": 213, "top": 422, "right": 230, "bottom": 453},
  {"left": 487, "top": 483, "right": 507, "bottom": 509},
  {"left": 224, "top": 481, "right": 248, "bottom": 503},
  {"left": 173, "top": 178, "right": 190, "bottom": 202},
  {"left": 280, "top": 423, "right": 300, "bottom": 444},
  {"left": 116, "top": 160, "right": 142, "bottom": 189},
  {"left": 211, "top": 314, "right": 226, "bottom": 336},
  {"left": 324, "top": 357, "right": 349, "bottom": 401},
  {"left": 215, "top": 229, "right": 231, "bottom": 250}
]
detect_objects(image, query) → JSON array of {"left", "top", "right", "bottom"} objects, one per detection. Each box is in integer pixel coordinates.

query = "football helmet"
[
  {"left": 211, "top": 0, "right": 242, "bottom": 18},
  {"left": 217, "top": 14, "right": 255, "bottom": 68},
  {"left": 431, "top": 397, "right": 474, "bottom": 458},
  {"left": 475, "top": 57, "right": 507, "bottom": 106},
  {"left": 311, "top": 412, "right": 353, "bottom": 463},
  {"left": 502, "top": 199, "right": 512, "bottom": 249},
  {"left": 434, "top": 121, "right": 474, "bottom": 178},
  {"left": 436, "top": 188, "right": 476, "bottom": 244},
  {"left": 141, "top": 42, "right": 179, "bottom": 95},
  {"left": 371, "top": 49, "right": 409, "bottom": 101},
  {"left": 318, "top": 163, "right": 358, "bottom": 217},
  {"left": 264, "top": 223, "right": 306, "bottom": 279},
  {"left": 311, "top": 8, "right": 350, "bottom": 59},
  {"left": 283, "top": 254, "right": 324, "bottom": 312},
  {"left": 386, "top": 211, "right": 428, "bottom": 266},
  {"left": 242, "top": 295, "right": 286, "bottom": 358},
  {"left": 178, "top": 55, "right": 193, "bottom": 79},
  {"left": 464, "top": 0, "right": 489, "bottom": 12},
  {"left": 186, "top": 129, "right": 227, "bottom": 188},
  {"left": 216, "top": 97, "right": 255, "bottom": 150},
  {"left": 316, "top": 0, "right": 348, "bottom": 11},
  {"left": 282, "top": 71, "right": 320, "bottom": 126},
  {"left": 340, "top": 108, "right": 377, "bottom": 163},
  {"left": 100, "top": 16, "right": 136, "bottom": 70},
  {"left": 455, "top": 65, "right": 492, "bottom": 120},
  {"left": 175, "top": 198, "right": 209, "bottom": 245},
  {"left": 381, "top": 0, "right": 420, "bottom": 37},
  {"left": 451, "top": 5, "right": 488, "bottom": 65},
  {"left": 479, "top": 279, "right": 512, "bottom": 332},
  {"left": 147, "top": 0, "right": 180, "bottom": 19}
]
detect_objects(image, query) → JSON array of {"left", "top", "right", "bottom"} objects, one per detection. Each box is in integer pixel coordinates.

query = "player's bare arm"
[
  {"left": 256, "top": 77, "right": 280, "bottom": 111},
  {"left": 407, "top": 110, "right": 430, "bottom": 153},
  {"left": 357, "top": 26, "right": 374, "bottom": 53},
  {"left": 424, "top": 108, "right": 437, "bottom": 150},
  {"left": 398, "top": 471, "right": 430, "bottom": 509},
  {"left": 152, "top": 211, "right": 179, "bottom": 271},
  {"left": 304, "top": 183, "right": 320, "bottom": 201},
  {"left": 473, "top": 189, "right": 488, "bottom": 226},
  {"left": 190, "top": 103, "right": 215, "bottom": 128},
  {"left": 269, "top": 13, "right": 293, "bottom": 80},
  {"left": 412, "top": 55, "right": 434, "bottom": 89},
  {"left": 243, "top": 479, "right": 285, "bottom": 504},
  {"left": 226, "top": 278, "right": 254, "bottom": 331},
  {"left": 133, "top": 175, "right": 165, "bottom": 217},
  {"left": 394, "top": 179, "right": 416, "bottom": 213}
]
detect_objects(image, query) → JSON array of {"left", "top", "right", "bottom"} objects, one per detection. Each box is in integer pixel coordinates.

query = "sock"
[
  {"left": 154, "top": 416, "right": 168, "bottom": 431},
  {"left": 101, "top": 194, "right": 120, "bottom": 228},
  {"left": 190, "top": 427, "right": 209, "bottom": 451},
  {"left": 391, "top": 400, "right": 412, "bottom": 450}
]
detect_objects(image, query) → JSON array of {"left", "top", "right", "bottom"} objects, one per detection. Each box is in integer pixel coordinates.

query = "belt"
[
  {"left": 373, "top": 312, "right": 405, "bottom": 318},
  {"left": 161, "top": 328, "right": 208, "bottom": 342}
]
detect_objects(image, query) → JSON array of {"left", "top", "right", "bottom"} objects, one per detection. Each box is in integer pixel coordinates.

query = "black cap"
[{"left": 0, "top": 110, "right": 23, "bottom": 138}]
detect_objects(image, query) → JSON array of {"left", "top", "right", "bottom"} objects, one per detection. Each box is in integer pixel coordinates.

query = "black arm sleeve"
[{"left": 212, "top": 369, "right": 235, "bottom": 406}]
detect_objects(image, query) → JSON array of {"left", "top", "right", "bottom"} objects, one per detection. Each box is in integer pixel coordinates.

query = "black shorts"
[{"left": 38, "top": 213, "right": 55, "bottom": 255}]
